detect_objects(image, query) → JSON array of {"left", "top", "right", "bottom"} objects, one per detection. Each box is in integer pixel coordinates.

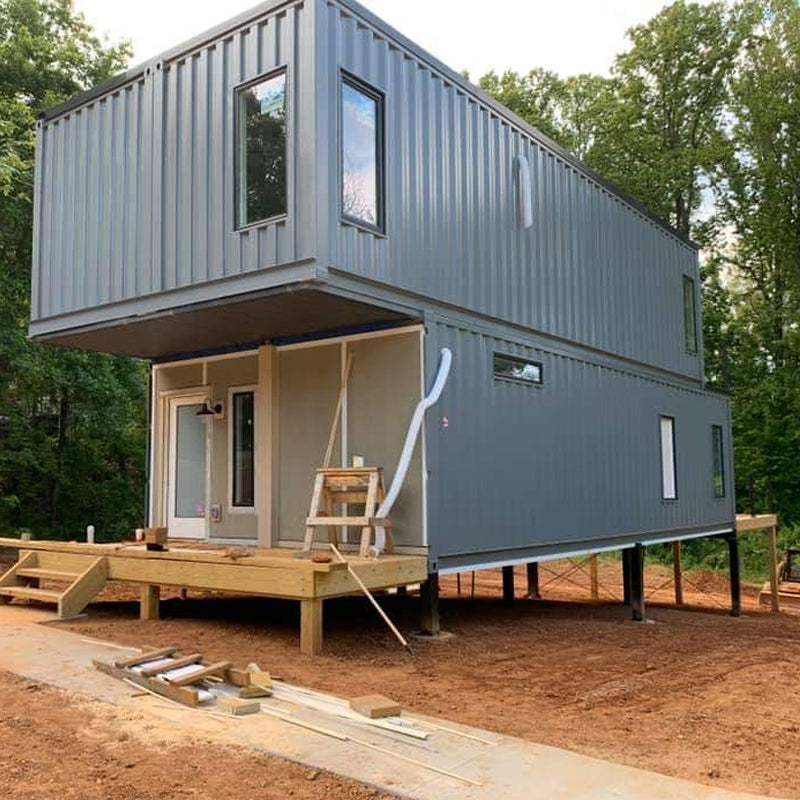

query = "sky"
[{"left": 74, "top": 0, "right": 712, "bottom": 79}]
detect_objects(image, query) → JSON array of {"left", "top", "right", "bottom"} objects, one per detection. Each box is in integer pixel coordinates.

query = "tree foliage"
[{"left": 0, "top": 0, "right": 142, "bottom": 540}]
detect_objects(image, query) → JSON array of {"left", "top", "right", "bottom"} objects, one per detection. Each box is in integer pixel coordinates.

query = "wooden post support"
[
  {"left": 502, "top": 565, "right": 515, "bottom": 606},
  {"left": 630, "top": 544, "right": 645, "bottom": 622},
  {"left": 589, "top": 555, "right": 599, "bottom": 600},
  {"left": 622, "top": 548, "right": 632, "bottom": 607},
  {"left": 672, "top": 541, "right": 684, "bottom": 606},
  {"left": 300, "top": 599, "right": 323, "bottom": 656},
  {"left": 140, "top": 584, "right": 160, "bottom": 621},
  {"left": 526, "top": 562, "right": 541, "bottom": 599},
  {"left": 726, "top": 532, "right": 741, "bottom": 617},
  {"left": 419, "top": 574, "right": 440, "bottom": 635},
  {"left": 767, "top": 524, "right": 780, "bottom": 613}
]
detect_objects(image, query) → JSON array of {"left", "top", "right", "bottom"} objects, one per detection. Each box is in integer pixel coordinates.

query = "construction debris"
[
  {"left": 349, "top": 694, "right": 402, "bottom": 719},
  {"left": 216, "top": 696, "right": 261, "bottom": 716}
]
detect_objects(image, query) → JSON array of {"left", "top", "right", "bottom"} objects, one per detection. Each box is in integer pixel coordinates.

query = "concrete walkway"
[{"left": 0, "top": 605, "right": 781, "bottom": 800}]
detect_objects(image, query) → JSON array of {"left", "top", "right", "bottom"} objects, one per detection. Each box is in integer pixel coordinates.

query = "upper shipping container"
[{"left": 31, "top": 0, "right": 703, "bottom": 382}]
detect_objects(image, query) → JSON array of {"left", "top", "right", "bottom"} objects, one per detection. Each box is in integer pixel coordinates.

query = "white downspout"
[{"left": 370, "top": 347, "right": 453, "bottom": 557}]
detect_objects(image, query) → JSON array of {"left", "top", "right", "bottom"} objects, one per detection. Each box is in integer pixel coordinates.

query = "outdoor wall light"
[{"left": 196, "top": 400, "right": 224, "bottom": 420}]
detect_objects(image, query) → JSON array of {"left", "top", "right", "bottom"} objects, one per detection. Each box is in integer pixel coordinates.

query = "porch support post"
[
  {"left": 673, "top": 541, "right": 684, "bottom": 606},
  {"left": 256, "top": 345, "right": 277, "bottom": 548},
  {"left": 502, "top": 565, "right": 515, "bottom": 606},
  {"left": 300, "top": 599, "right": 323, "bottom": 655},
  {"left": 140, "top": 585, "right": 160, "bottom": 621},
  {"left": 726, "top": 532, "right": 741, "bottom": 617},
  {"left": 526, "top": 562, "right": 541, "bottom": 598},
  {"left": 630, "top": 544, "right": 645, "bottom": 622},
  {"left": 419, "top": 573, "right": 440, "bottom": 635}
]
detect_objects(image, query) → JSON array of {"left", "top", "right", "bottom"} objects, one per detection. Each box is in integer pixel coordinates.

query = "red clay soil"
[
  {"left": 0, "top": 669, "right": 391, "bottom": 800},
  {"left": 23, "top": 559, "right": 800, "bottom": 799}
]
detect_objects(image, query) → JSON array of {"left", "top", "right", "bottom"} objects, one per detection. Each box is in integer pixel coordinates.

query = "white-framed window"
[
  {"left": 660, "top": 415, "right": 677, "bottom": 500},
  {"left": 228, "top": 385, "right": 256, "bottom": 512}
]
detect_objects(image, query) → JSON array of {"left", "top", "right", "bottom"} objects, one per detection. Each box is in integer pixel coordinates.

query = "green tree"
[{"left": 0, "top": 0, "right": 145, "bottom": 540}]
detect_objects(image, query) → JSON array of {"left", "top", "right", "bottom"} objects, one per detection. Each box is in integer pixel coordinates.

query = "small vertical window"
[
  {"left": 232, "top": 392, "right": 255, "bottom": 508},
  {"left": 236, "top": 71, "right": 287, "bottom": 228},
  {"left": 712, "top": 425, "right": 725, "bottom": 498},
  {"left": 341, "top": 74, "right": 383, "bottom": 230},
  {"left": 660, "top": 415, "right": 677, "bottom": 500},
  {"left": 683, "top": 275, "right": 697, "bottom": 354}
]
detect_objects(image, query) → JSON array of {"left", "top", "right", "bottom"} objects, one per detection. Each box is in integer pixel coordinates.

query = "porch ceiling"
[{"left": 31, "top": 286, "right": 417, "bottom": 360}]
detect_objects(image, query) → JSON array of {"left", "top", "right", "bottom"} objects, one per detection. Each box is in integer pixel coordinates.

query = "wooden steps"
[
  {"left": 0, "top": 550, "right": 108, "bottom": 618},
  {"left": 0, "top": 586, "right": 63, "bottom": 603}
]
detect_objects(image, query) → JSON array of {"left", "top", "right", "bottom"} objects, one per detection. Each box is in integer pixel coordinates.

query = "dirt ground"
[
  {"left": 5, "top": 555, "right": 800, "bottom": 799},
  {"left": 0, "top": 668, "right": 392, "bottom": 800}
]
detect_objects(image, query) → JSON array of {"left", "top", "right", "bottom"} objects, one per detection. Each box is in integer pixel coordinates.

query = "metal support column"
[
  {"left": 526, "top": 562, "right": 541, "bottom": 598},
  {"left": 726, "top": 532, "right": 741, "bottom": 617},
  {"left": 419, "top": 573, "right": 440, "bottom": 635},
  {"left": 502, "top": 565, "right": 515, "bottom": 606},
  {"left": 630, "top": 543, "right": 645, "bottom": 622}
]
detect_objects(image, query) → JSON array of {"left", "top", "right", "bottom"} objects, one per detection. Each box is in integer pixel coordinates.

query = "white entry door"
[{"left": 167, "top": 395, "right": 208, "bottom": 539}]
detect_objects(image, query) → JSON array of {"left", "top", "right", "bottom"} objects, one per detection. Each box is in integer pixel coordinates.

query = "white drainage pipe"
[{"left": 370, "top": 347, "right": 453, "bottom": 557}]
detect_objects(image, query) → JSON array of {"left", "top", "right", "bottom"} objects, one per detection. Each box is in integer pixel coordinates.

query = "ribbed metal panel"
[
  {"left": 424, "top": 319, "right": 734, "bottom": 563},
  {"left": 31, "top": 0, "right": 313, "bottom": 323},
  {"left": 320, "top": 0, "right": 702, "bottom": 381}
]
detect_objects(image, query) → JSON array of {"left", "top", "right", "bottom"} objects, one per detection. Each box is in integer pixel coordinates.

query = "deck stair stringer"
[{"left": 0, "top": 551, "right": 108, "bottom": 618}]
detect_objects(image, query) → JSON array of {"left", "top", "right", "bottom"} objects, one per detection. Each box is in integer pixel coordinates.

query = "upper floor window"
[
  {"left": 341, "top": 73, "right": 384, "bottom": 231},
  {"left": 236, "top": 71, "right": 287, "bottom": 229},
  {"left": 493, "top": 353, "right": 543, "bottom": 386},
  {"left": 683, "top": 275, "right": 698, "bottom": 354},
  {"left": 712, "top": 425, "right": 725, "bottom": 498}
]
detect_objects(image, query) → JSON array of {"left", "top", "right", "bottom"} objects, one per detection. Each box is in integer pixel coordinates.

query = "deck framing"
[{"left": 0, "top": 538, "right": 427, "bottom": 655}]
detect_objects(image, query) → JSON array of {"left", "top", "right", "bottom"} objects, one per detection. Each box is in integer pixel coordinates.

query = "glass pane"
[
  {"left": 712, "top": 425, "right": 725, "bottom": 498},
  {"left": 233, "top": 392, "right": 255, "bottom": 507},
  {"left": 175, "top": 405, "right": 206, "bottom": 518},
  {"left": 342, "top": 81, "right": 379, "bottom": 226},
  {"left": 237, "top": 72, "right": 287, "bottom": 227},
  {"left": 493, "top": 353, "right": 542, "bottom": 385},
  {"left": 683, "top": 276, "right": 697, "bottom": 353},
  {"left": 660, "top": 416, "right": 676, "bottom": 500}
]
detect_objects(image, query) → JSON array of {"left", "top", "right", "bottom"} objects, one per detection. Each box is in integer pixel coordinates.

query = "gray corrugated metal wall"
[
  {"left": 32, "top": 0, "right": 314, "bottom": 323},
  {"left": 318, "top": 0, "right": 702, "bottom": 383},
  {"left": 424, "top": 318, "right": 734, "bottom": 568}
]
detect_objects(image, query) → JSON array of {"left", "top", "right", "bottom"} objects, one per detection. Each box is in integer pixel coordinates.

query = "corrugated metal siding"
[
  {"left": 32, "top": 1, "right": 314, "bottom": 323},
  {"left": 424, "top": 320, "right": 734, "bottom": 563},
  {"left": 320, "top": 0, "right": 702, "bottom": 381}
]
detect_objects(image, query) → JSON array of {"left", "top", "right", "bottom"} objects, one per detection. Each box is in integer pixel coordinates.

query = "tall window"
[
  {"left": 236, "top": 71, "right": 287, "bottom": 228},
  {"left": 341, "top": 74, "right": 383, "bottom": 230},
  {"left": 660, "top": 415, "right": 677, "bottom": 500},
  {"left": 683, "top": 275, "right": 697, "bottom": 354},
  {"left": 712, "top": 425, "right": 725, "bottom": 498},
  {"left": 232, "top": 391, "right": 255, "bottom": 508}
]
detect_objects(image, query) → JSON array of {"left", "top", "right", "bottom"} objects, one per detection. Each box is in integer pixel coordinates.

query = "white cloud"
[{"left": 75, "top": 0, "right": 715, "bottom": 79}]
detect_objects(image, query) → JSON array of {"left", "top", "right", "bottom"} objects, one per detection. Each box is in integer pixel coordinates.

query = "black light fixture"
[{"left": 196, "top": 400, "right": 223, "bottom": 419}]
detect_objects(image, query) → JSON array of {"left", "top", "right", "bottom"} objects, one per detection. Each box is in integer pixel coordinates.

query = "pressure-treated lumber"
[
  {"left": 94, "top": 658, "right": 199, "bottom": 707},
  {"left": 166, "top": 660, "right": 232, "bottom": 686},
  {"left": 115, "top": 647, "right": 176, "bottom": 669},
  {"left": 767, "top": 524, "right": 780, "bottom": 613},
  {"left": 216, "top": 696, "right": 260, "bottom": 716},
  {"left": 349, "top": 694, "right": 401, "bottom": 719},
  {"left": 322, "top": 353, "right": 354, "bottom": 469},
  {"left": 300, "top": 599, "right": 323, "bottom": 656},
  {"left": 589, "top": 555, "right": 599, "bottom": 600},
  {"left": 140, "top": 584, "right": 160, "bottom": 620},
  {"left": 60, "top": 556, "right": 108, "bottom": 618},
  {"left": 139, "top": 653, "right": 202, "bottom": 677},
  {"left": 672, "top": 541, "right": 684, "bottom": 605}
]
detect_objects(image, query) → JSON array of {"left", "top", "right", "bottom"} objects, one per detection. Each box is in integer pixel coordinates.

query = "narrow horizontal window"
[
  {"left": 660, "top": 415, "right": 677, "bottom": 500},
  {"left": 232, "top": 391, "right": 255, "bottom": 508},
  {"left": 712, "top": 425, "right": 725, "bottom": 498},
  {"left": 341, "top": 74, "right": 384, "bottom": 230},
  {"left": 683, "top": 275, "right": 698, "bottom": 354},
  {"left": 236, "top": 71, "right": 287, "bottom": 228},
  {"left": 493, "top": 353, "right": 543, "bottom": 385}
]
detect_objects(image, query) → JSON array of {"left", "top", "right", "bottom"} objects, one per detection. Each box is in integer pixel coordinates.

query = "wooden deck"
[{"left": 0, "top": 537, "right": 428, "bottom": 655}]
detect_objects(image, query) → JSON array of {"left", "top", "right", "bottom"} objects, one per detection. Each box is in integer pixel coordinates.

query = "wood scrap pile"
[{"left": 94, "top": 645, "right": 493, "bottom": 787}]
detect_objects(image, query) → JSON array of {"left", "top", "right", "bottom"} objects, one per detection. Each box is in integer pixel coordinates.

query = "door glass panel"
[{"left": 175, "top": 405, "right": 206, "bottom": 518}]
